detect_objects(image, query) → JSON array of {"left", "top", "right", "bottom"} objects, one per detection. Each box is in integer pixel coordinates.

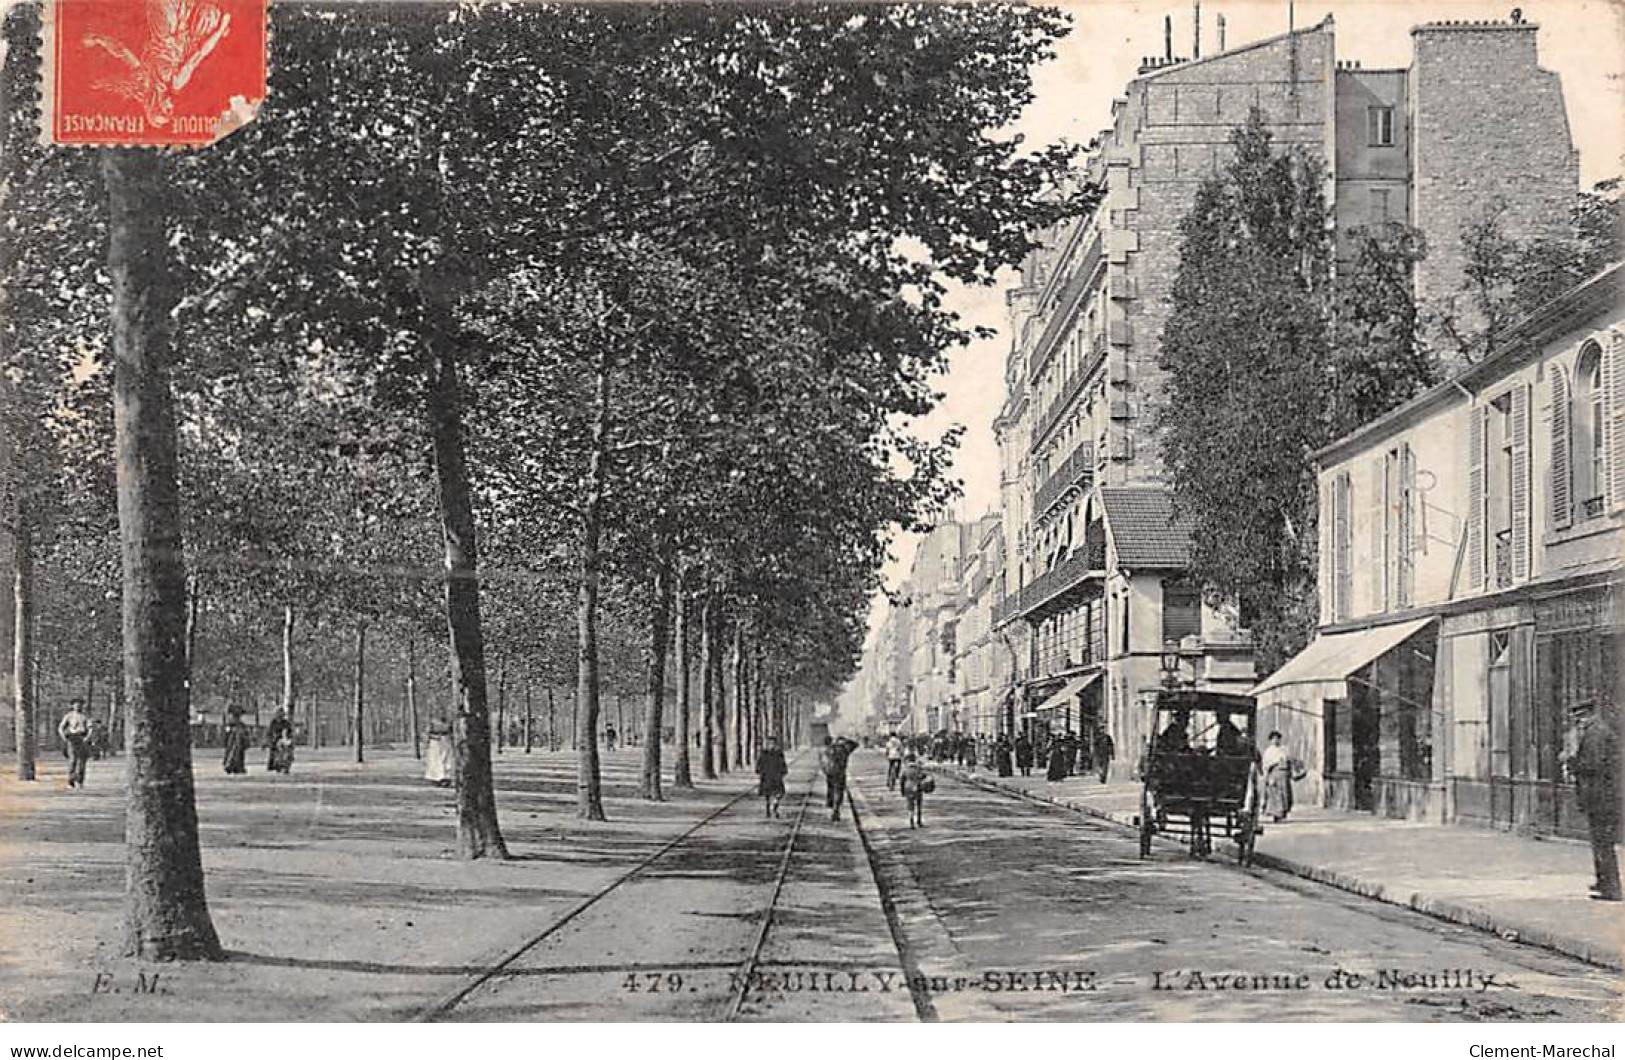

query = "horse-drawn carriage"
[{"left": 1135, "top": 689, "right": 1260, "bottom": 864}]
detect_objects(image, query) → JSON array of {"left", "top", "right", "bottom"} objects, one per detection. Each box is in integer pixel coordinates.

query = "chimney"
[
  {"left": 1217, "top": 12, "right": 1226, "bottom": 51},
  {"left": 1165, "top": 14, "right": 1173, "bottom": 61},
  {"left": 1193, "top": 0, "right": 1202, "bottom": 58}
]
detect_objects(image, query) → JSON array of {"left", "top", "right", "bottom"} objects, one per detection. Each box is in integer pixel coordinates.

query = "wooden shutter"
[
  {"left": 1398, "top": 443, "right": 1416, "bottom": 608},
  {"left": 1467, "top": 405, "right": 1486, "bottom": 589},
  {"left": 1369, "top": 457, "right": 1386, "bottom": 612},
  {"left": 1549, "top": 365, "right": 1572, "bottom": 531},
  {"left": 1319, "top": 476, "right": 1333, "bottom": 624},
  {"left": 1334, "top": 472, "right": 1352, "bottom": 621},
  {"left": 1511, "top": 383, "right": 1531, "bottom": 582},
  {"left": 1609, "top": 330, "right": 1625, "bottom": 513}
]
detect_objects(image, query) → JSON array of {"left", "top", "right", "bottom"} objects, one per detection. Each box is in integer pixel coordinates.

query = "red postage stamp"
[{"left": 41, "top": 0, "right": 267, "bottom": 147}]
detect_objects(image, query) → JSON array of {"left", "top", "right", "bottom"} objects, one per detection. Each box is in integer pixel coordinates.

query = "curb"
[{"left": 930, "top": 764, "right": 1623, "bottom": 973}]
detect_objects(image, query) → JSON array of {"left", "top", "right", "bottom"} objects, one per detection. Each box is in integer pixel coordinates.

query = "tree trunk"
[
  {"left": 547, "top": 685, "right": 556, "bottom": 751},
  {"left": 671, "top": 571, "right": 693, "bottom": 788},
  {"left": 523, "top": 681, "right": 532, "bottom": 753},
  {"left": 183, "top": 573, "right": 200, "bottom": 698},
  {"left": 280, "top": 604, "right": 301, "bottom": 745},
  {"left": 406, "top": 633, "right": 420, "bottom": 759},
  {"left": 103, "top": 149, "right": 222, "bottom": 961},
  {"left": 639, "top": 559, "right": 670, "bottom": 801},
  {"left": 496, "top": 653, "right": 507, "bottom": 755},
  {"left": 575, "top": 342, "right": 612, "bottom": 820},
  {"left": 752, "top": 643, "right": 765, "bottom": 759},
  {"left": 12, "top": 500, "right": 34, "bottom": 781},
  {"left": 711, "top": 607, "right": 729, "bottom": 774},
  {"left": 425, "top": 313, "right": 508, "bottom": 859},
  {"left": 352, "top": 622, "right": 366, "bottom": 764},
  {"left": 699, "top": 594, "right": 716, "bottom": 780},
  {"left": 731, "top": 624, "right": 744, "bottom": 767}
]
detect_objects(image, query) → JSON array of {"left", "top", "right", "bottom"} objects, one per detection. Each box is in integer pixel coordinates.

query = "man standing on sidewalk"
[
  {"left": 1570, "top": 703, "right": 1620, "bottom": 901},
  {"left": 57, "top": 700, "right": 92, "bottom": 789}
]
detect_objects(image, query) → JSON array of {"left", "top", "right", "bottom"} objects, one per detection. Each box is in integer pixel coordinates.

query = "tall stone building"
[{"left": 992, "top": 12, "right": 1579, "bottom": 776}]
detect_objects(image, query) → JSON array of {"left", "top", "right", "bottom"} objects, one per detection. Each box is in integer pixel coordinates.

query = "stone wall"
[{"left": 1409, "top": 22, "right": 1578, "bottom": 356}]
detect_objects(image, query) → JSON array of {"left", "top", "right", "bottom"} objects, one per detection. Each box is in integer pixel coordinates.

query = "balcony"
[
  {"left": 1034, "top": 444, "right": 1094, "bottom": 520},
  {"left": 1582, "top": 494, "right": 1606, "bottom": 520},
  {"left": 1020, "top": 541, "right": 1106, "bottom": 622}
]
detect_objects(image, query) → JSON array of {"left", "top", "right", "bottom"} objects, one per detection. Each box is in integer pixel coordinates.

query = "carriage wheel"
[{"left": 1138, "top": 788, "right": 1153, "bottom": 859}]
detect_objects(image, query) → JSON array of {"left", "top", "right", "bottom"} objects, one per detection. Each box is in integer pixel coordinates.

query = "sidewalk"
[
  {"left": 930, "top": 762, "right": 1625, "bottom": 972},
  {"left": 0, "top": 746, "right": 757, "bottom": 1021}
]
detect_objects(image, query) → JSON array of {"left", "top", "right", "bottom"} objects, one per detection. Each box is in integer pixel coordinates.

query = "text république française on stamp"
[{"left": 40, "top": 0, "right": 265, "bottom": 147}]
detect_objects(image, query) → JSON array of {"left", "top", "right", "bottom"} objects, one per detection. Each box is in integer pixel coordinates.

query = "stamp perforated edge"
[{"left": 32, "top": 0, "right": 269, "bottom": 150}]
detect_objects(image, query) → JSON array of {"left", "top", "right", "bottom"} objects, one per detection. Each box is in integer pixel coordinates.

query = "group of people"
[{"left": 219, "top": 708, "right": 296, "bottom": 776}]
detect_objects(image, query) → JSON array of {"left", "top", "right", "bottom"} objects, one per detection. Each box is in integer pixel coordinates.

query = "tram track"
[{"left": 415, "top": 753, "right": 923, "bottom": 1022}]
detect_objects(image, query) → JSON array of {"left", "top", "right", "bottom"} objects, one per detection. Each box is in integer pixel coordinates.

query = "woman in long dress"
[
  {"left": 756, "top": 737, "right": 787, "bottom": 818},
  {"left": 264, "top": 708, "right": 294, "bottom": 773},
  {"left": 1260, "top": 730, "right": 1294, "bottom": 821},
  {"left": 1045, "top": 733, "right": 1069, "bottom": 782},
  {"left": 425, "top": 716, "right": 455, "bottom": 787},
  {"left": 222, "top": 714, "right": 251, "bottom": 775}
]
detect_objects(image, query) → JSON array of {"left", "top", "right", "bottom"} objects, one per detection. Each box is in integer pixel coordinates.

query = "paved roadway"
[{"left": 843, "top": 752, "right": 1620, "bottom": 1022}]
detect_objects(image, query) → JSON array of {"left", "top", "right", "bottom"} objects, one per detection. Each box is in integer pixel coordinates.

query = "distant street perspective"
[{"left": 1, "top": 0, "right": 1621, "bottom": 1026}]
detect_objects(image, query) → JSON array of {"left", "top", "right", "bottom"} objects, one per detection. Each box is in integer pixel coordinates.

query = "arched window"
[{"left": 1576, "top": 341, "right": 1605, "bottom": 519}]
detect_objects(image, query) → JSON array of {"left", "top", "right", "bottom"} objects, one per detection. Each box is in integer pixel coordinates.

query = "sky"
[{"left": 869, "top": 0, "right": 1625, "bottom": 642}]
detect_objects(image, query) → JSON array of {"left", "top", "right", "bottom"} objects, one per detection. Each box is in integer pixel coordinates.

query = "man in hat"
[{"left": 1569, "top": 702, "right": 1620, "bottom": 901}]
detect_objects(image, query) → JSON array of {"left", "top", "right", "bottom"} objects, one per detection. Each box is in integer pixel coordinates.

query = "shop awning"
[
  {"left": 1033, "top": 672, "right": 1102, "bottom": 714},
  {"left": 1251, "top": 616, "right": 1438, "bottom": 697}
]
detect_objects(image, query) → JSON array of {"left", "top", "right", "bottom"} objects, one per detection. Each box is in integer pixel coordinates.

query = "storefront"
[
  {"left": 1251, "top": 616, "right": 1439, "bottom": 814},
  {"left": 1031, "top": 670, "right": 1102, "bottom": 736}
]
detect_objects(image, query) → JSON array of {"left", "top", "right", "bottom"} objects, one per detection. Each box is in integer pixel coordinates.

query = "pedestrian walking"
[
  {"left": 995, "top": 734, "right": 1013, "bottom": 777},
  {"left": 819, "top": 735, "right": 850, "bottom": 821},
  {"left": 425, "top": 715, "right": 455, "bottom": 786},
  {"left": 885, "top": 732, "right": 903, "bottom": 791},
  {"left": 57, "top": 701, "right": 92, "bottom": 789},
  {"left": 1045, "top": 732, "right": 1069, "bottom": 782},
  {"left": 1568, "top": 703, "right": 1621, "bottom": 901},
  {"left": 1095, "top": 728, "right": 1114, "bottom": 784},
  {"left": 900, "top": 754, "right": 932, "bottom": 828},
  {"left": 605, "top": 724, "right": 618, "bottom": 752},
  {"left": 87, "top": 718, "right": 109, "bottom": 760},
  {"left": 265, "top": 708, "right": 295, "bottom": 773},
  {"left": 1260, "top": 730, "right": 1298, "bottom": 822},
  {"left": 756, "top": 736, "right": 788, "bottom": 818},
  {"left": 222, "top": 711, "right": 251, "bottom": 775},
  {"left": 1014, "top": 732, "right": 1033, "bottom": 777}
]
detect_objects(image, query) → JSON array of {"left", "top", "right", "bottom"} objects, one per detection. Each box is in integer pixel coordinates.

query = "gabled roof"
[{"left": 1099, "top": 487, "right": 1193, "bottom": 570}]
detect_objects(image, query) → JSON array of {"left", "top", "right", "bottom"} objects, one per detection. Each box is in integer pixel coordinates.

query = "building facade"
[
  {"left": 1255, "top": 265, "right": 1623, "bottom": 835},
  {"left": 991, "top": 12, "right": 1577, "bottom": 780}
]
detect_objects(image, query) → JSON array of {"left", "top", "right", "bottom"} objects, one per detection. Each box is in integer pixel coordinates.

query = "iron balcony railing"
[
  {"left": 1582, "top": 494, "right": 1606, "bottom": 520},
  {"left": 1020, "top": 540, "right": 1106, "bottom": 619},
  {"left": 1034, "top": 444, "right": 1094, "bottom": 519}
]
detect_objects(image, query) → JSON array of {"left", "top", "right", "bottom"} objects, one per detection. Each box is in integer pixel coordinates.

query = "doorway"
[{"left": 1350, "top": 678, "right": 1379, "bottom": 812}]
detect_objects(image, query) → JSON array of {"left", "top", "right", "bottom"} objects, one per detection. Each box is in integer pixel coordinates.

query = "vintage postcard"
[{"left": 0, "top": 0, "right": 1620, "bottom": 1037}]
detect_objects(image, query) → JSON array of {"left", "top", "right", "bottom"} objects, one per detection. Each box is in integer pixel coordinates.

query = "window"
[
  {"left": 1332, "top": 471, "right": 1352, "bottom": 620},
  {"left": 1367, "top": 106, "right": 1394, "bottom": 147},
  {"left": 1370, "top": 188, "right": 1390, "bottom": 225},
  {"left": 1576, "top": 342, "right": 1606, "bottom": 519},
  {"left": 1162, "top": 582, "right": 1202, "bottom": 646}
]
